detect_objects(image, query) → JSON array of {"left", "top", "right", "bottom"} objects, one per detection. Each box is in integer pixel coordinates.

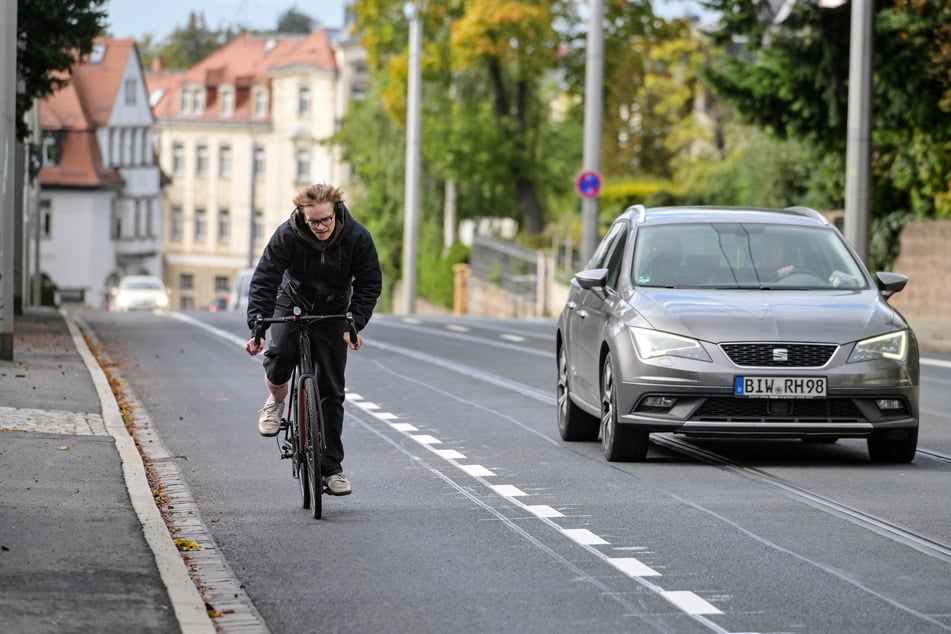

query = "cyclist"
[{"left": 244, "top": 183, "right": 382, "bottom": 496}]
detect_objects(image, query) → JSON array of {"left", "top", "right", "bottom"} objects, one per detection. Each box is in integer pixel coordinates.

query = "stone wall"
[{"left": 889, "top": 219, "right": 951, "bottom": 351}]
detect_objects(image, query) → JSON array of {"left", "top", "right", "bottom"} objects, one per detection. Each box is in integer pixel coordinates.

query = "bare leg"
[{"left": 266, "top": 376, "right": 288, "bottom": 403}]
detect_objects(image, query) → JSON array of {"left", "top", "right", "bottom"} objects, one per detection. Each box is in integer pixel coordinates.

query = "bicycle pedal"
[{"left": 279, "top": 419, "right": 290, "bottom": 430}]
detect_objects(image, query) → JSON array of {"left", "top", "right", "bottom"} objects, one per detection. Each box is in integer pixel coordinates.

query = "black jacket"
[{"left": 246, "top": 202, "right": 382, "bottom": 332}]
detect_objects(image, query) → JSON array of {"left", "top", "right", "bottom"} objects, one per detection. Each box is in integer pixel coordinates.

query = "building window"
[
  {"left": 253, "top": 210, "right": 263, "bottom": 244},
  {"left": 217, "top": 209, "right": 230, "bottom": 243},
  {"left": 180, "top": 296, "right": 195, "bottom": 310},
  {"left": 253, "top": 89, "right": 268, "bottom": 117},
  {"left": 42, "top": 132, "right": 62, "bottom": 166},
  {"left": 219, "top": 145, "right": 231, "bottom": 179},
  {"left": 195, "top": 208, "right": 207, "bottom": 241},
  {"left": 214, "top": 276, "right": 229, "bottom": 293},
  {"left": 125, "top": 78, "right": 137, "bottom": 105},
  {"left": 179, "top": 273, "right": 194, "bottom": 290},
  {"left": 196, "top": 145, "right": 208, "bottom": 177},
  {"left": 179, "top": 89, "right": 189, "bottom": 114},
  {"left": 171, "top": 206, "right": 183, "bottom": 241},
  {"left": 298, "top": 85, "right": 311, "bottom": 116},
  {"left": 192, "top": 89, "right": 205, "bottom": 114},
  {"left": 220, "top": 88, "right": 234, "bottom": 116},
  {"left": 253, "top": 146, "right": 265, "bottom": 178},
  {"left": 296, "top": 148, "right": 310, "bottom": 182},
  {"left": 172, "top": 143, "right": 184, "bottom": 176},
  {"left": 40, "top": 200, "right": 52, "bottom": 239}
]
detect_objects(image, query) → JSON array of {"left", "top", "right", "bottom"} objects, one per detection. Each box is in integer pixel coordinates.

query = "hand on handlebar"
[
  {"left": 246, "top": 336, "right": 265, "bottom": 356},
  {"left": 344, "top": 330, "right": 363, "bottom": 351}
]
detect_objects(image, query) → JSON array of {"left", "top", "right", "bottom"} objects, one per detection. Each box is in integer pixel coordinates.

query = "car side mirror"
[
  {"left": 575, "top": 268, "right": 609, "bottom": 291},
  {"left": 875, "top": 271, "right": 908, "bottom": 299}
]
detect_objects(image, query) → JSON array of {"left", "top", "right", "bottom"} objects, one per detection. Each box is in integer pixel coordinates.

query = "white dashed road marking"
[{"left": 344, "top": 390, "right": 731, "bottom": 629}]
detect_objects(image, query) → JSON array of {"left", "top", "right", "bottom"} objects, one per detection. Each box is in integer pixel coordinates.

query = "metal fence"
[{"left": 469, "top": 234, "right": 537, "bottom": 301}]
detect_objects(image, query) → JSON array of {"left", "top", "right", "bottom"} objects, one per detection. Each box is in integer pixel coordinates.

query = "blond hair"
[{"left": 293, "top": 183, "right": 345, "bottom": 208}]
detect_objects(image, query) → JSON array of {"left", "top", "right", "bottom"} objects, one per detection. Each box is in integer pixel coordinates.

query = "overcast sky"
[
  {"left": 103, "top": 0, "right": 709, "bottom": 42},
  {"left": 104, "top": 0, "right": 352, "bottom": 40}
]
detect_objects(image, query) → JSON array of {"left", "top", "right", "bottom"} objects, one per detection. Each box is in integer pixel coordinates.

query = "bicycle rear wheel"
[{"left": 299, "top": 374, "right": 323, "bottom": 519}]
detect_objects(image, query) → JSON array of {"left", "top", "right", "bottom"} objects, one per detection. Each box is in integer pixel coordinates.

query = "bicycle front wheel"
[{"left": 298, "top": 374, "right": 323, "bottom": 519}]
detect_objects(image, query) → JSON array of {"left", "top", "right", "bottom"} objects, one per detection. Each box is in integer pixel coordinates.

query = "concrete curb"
[{"left": 61, "top": 308, "right": 217, "bottom": 634}]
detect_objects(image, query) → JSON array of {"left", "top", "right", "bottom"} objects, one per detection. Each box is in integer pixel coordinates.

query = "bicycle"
[{"left": 253, "top": 307, "right": 357, "bottom": 519}]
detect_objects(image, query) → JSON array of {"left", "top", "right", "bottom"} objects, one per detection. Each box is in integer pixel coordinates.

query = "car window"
[
  {"left": 604, "top": 230, "right": 627, "bottom": 291},
  {"left": 589, "top": 222, "right": 626, "bottom": 270},
  {"left": 122, "top": 278, "right": 163, "bottom": 290},
  {"left": 632, "top": 223, "right": 867, "bottom": 289}
]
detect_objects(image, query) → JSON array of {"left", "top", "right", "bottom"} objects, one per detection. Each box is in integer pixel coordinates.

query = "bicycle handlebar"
[{"left": 253, "top": 311, "right": 357, "bottom": 347}]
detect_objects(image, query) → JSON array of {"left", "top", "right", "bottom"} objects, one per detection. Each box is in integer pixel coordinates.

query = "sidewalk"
[{"left": 0, "top": 307, "right": 213, "bottom": 633}]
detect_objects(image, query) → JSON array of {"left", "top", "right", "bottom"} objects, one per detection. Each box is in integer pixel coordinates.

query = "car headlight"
[
  {"left": 116, "top": 293, "right": 129, "bottom": 308},
  {"left": 848, "top": 330, "right": 907, "bottom": 363},
  {"left": 156, "top": 294, "right": 169, "bottom": 308},
  {"left": 630, "top": 327, "right": 712, "bottom": 362}
]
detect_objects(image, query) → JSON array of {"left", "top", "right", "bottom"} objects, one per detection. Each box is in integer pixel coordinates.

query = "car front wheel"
[
  {"left": 867, "top": 428, "right": 918, "bottom": 463},
  {"left": 600, "top": 356, "right": 649, "bottom": 462},
  {"left": 557, "top": 344, "right": 599, "bottom": 441}
]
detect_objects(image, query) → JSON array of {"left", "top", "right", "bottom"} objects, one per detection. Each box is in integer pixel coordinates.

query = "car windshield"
[
  {"left": 122, "top": 278, "right": 163, "bottom": 290},
  {"left": 632, "top": 222, "right": 867, "bottom": 290}
]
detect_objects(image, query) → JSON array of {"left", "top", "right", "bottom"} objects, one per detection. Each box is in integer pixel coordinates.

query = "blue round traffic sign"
[{"left": 576, "top": 170, "right": 601, "bottom": 199}]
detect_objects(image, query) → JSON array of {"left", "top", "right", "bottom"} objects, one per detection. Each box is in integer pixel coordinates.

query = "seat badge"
[{"left": 773, "top": 348, "right": 788, "bottom": 362}]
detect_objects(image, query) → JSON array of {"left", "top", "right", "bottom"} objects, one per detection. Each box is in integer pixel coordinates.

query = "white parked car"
[{"left": 112, "top": 275, "right": 170, "bottom": 312}]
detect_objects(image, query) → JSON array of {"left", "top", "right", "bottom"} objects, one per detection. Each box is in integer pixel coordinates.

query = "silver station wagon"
[{"left": 555, "top": 205, "right": 919, "bottom": 463}]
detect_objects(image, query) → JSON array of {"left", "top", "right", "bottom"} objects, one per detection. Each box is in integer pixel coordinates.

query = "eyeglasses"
[{"left": 298, "top": 206, "right": 334, "bottom": 228}]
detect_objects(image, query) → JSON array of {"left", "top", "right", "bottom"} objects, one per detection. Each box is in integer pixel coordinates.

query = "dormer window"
[
  {"left": 124, "top": 78, "right": 137, "bottom": 105},
  {"left": 42, "top": 131, "right": 62, "bottom": 166},
  {"left": 253, "top": 88, "right": 269, "bottom": 117},
  {"left": 219, "top": 86, "right": 234, "bottom": 116}
]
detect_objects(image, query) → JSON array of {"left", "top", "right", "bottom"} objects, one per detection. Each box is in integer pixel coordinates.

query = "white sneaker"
[
  {"left": 257, "top": 400, "right": 284, "bottom": 436},
  {"left": 322, "top": 473, "right": 351, "bottom": 496}
]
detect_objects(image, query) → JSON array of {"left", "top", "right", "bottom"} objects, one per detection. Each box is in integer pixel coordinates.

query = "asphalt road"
[{"left": 83, "top": 309, "right": 951, "bottom": 634}]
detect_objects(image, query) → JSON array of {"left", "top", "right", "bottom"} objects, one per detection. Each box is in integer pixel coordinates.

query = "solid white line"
[
  {"left": 662, "top": 591, "right": 723, "bottom": 615},
  {"left": 63, "top": 310, "right": 216, "bottom": 634}
]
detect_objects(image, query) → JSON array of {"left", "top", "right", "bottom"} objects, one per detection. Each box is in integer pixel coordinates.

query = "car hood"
[{"left": 632, "top": 288, "right": 907, "bottom": 344}]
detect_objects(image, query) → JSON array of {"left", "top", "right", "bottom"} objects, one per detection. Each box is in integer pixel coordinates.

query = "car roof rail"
[
  {"left": 623, "top": 204, "right": 647, "bottom": 223},
  {"left": 784, "top": 206, "right": 829, "bottom": 224}
]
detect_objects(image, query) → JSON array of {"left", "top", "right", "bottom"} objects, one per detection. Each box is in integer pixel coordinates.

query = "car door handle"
[
  {"left": 566, "top": 301, "right": 577, "bottom": 310},
  {"left": 577, "top": 309, "right": 588, "bottom": 319}
]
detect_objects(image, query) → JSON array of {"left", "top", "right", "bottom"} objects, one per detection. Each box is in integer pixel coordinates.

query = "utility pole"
[
  {"left": 580, "top": 0, "right": 604, "bottom": 265},
  {"left": 843, "top": 0, "right": 872, "bottom": 263},
  {"left": 401, "top": 3, "right": 422, "bottom": 314},
  {"left": 1, "top": 0, "right": 18, "bottom": 359}
]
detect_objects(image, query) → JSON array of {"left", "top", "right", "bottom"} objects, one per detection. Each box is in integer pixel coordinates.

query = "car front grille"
[
  {"left": 695, "top": 397, "right": 862, "bottom": 421},
  {"left": 720, "top": 343, "right": 837, "bottom": 367}
]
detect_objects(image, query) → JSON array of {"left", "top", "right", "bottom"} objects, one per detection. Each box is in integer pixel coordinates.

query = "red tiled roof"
[
  {"left": 38, "top": 37, "right": 133, "bottom": 189},
  {"left": 146, "top": 29, "right": 337, "bottom": 123}
]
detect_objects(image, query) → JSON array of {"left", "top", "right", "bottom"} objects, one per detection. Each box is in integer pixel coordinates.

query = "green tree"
[
  {"left": 352, "top": 0, "right": 581, "bottom": 236},
  {"left": 155, "top": 12, "right": 233, "bottom": 70},
  {"left": 15, "top": 0, "right": 108, "bottom": 141},
  {"left": 699, "top": 0, "right": 951, "bottom": 221},
  {"left": 276, "top": 7, "right": 315, "bottom": 33}
]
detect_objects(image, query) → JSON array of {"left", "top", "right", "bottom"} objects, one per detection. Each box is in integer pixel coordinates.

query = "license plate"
[{"left": 734, "top": 376, "right": 826, "bottom": 398}]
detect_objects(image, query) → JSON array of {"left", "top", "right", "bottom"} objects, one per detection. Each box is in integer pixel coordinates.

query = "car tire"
[
  {"left": 600, "top": 356, "right": 649, "bottom": 462},
  {"left": 557, "top": 344, "right": 599, "bottom": 441},
  {"left": 867, "top": 428, "right": 918, "bottom": 463}
]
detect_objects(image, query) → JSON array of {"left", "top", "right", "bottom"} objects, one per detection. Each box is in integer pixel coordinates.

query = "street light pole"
[
  {"left": 843, "top": 0, "right": 873, "bottom": 264},
  {"left": 580, "top": 0, "right": 604, "bottom": 265},
  {"left": 1, "top": 0, "right": 18, "bottom": 359},
  {"left": 402, "top": 3, "right": 422, "bottom": 314}
]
